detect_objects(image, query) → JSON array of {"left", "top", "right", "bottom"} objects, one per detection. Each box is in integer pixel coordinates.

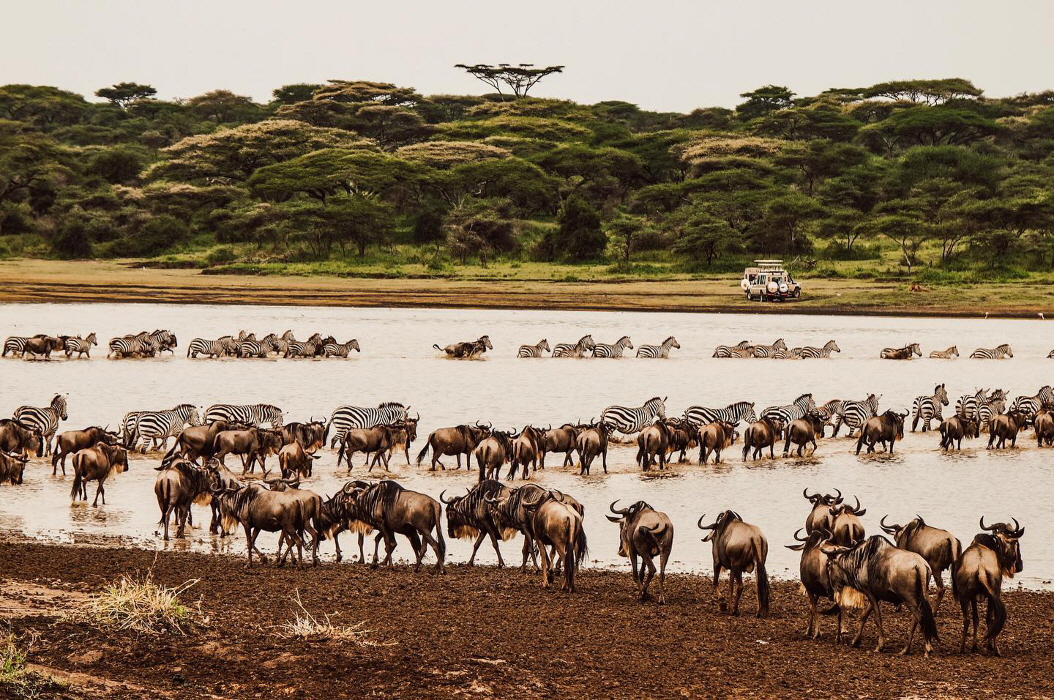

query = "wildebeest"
[
  {"left": 337, "top": 424, "right": 400, "bottom": 472},
  {"left": 162, "top": 419, "right": 244, "bottom": 465},
  {"left": 155, "top": 459, "right": 213, "bottom": 540},
  {"left": 541, "top": 423, "right": 580, "bottom": 468},
  {"left": 278, "top": 440, "right": 320, "bottom": 479},
  {"left": 474, "top": 429, "right": 517, "bottom": 481},
  {"left": 314, "top": 485, "right": 377, "bottom": 563},
  {"left": 828, "top": 496, "right": 867, "bottom": 546},
  {"left": 281, "top": 420, "right": 329, "bottom": 453},
  {"left": 509, "top": 425, "right": 546, "bottom": 479},
  {"left": 821, "top": 535, "right": 939, "bottom": 656},
  {"left": 203, "top": 459, "right": 241, "bottom": 535},
  {"left": 607, "top": 500, "right": 674, "bottom": 603},
  {"left": 855, "top": 410, "right": 907, "bottom": 454},
  {"left": 434, "top": 335, "right": 492, "bottom": 359},
  {"left": 953, "top": 518, "right": 1024, "bottom": 656},
  {"left": 662, "top": 418, "right": 698, "bottom": 463},
  {"left": 416, "top": 423, "right": 491, "bottom": 471},
  {"left": 52, "top": 426, "right": 121, "bottom": 475},
  {"left": 939, "top": 414, "right": 978, "bottom": 450},
  {"left": 484, "top": 483, "right": 550, "bottom": 572},
  {"left": 880, "top": 343, "right": 922, "bottom": 360},
  {"left": 575, "top": 421, "right": 609, "bottom": 475},
  {"left": 698, "top": 511, "right": 769, "bottom": 617},
  {"left": 880, "top": 515, "right": 962, "bottom": 610},
  {"left": 787, "top": 528, "right": 835, "bottom": 638},
  {"left": 1035, "top": 410, "right": 1054, "bottom": 447},
  {"left": 385, "top": 414, "right": 419, "bottom": 466},
  {"left": 70, "top": 443, "right": 129, "bottom": 506},
  {"left": 697, "top": 421, "right": 737, "bottom": 464},
  {"left": 441, "top": 480, "right": 515, "bottom": 566},
  {"left": 803, "top": 488, "right": 842, "bottom": 533},
  {"left": 22, "top": 335, "right": 66, "bottom": 360},
  {"left": 783, "top": 413, "right": 824, "bottom": 457},
  {"left": 216, "top": 481, "right": 321, "bottom": 566},
  {"left": 214, "top": 427, "right": 284, "bottom": 474},
  {"left": 0, "top": 419, "right": 43, "bottom": 459},
  {"left": 987, "top": 410, "right": 1025, "bottom": 449},
  {"left": 525, "top": 490, "right": 587, "bottom": 592},
  {"left": 635, "top": 421, "right": 671, "bottom": 470},
  {"left": 341, "top": 480, "right": 446, "bottom": 573},
  {"left": 0, "top": 450, "right": 29, "bottom": 485},
  {"left": 742, "top": 417, "right": 782, "bottom": 460}
]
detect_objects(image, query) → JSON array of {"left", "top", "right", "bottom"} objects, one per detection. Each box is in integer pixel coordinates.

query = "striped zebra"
[
  {"left": 929, "top": 345, "right": 958, "bottom": 359},
  {"left": 266, "top": 333, "right": 291, "bottom": 356},
  {"left": 592, "top": 336, "right": 633, "bottom": 358},
  {"left": 1010, "top": 386, "right": 1054, "bottom": 427},
  {"left": 752, "top": 338, "right": 788, "bottom": 358},
  {"left": 880, "top": 343, "right": 921, "bottom": 360},
  {"left": 636, "top": 336, "right": 679, "bottom": 359},
  {"left": 552, "top": 335, "right": 595, "bottom": 358},
  {"left": 799, "top": 340, "right": 840, "bottom": 359},
  {"left": 108, "top": 332, "right": 160, "bottom": 358},
  {"left": 601, "top": 397, "right": 667, "bottom": 436},
  {"left": 713, "top": 340, "right": 753, "bottom": 358},
  {"left": 956, "top": 389, "right": 990, "bottom": 422},
  {"left": 3, "top": 335, "right": 45, "bottom": 357},
  {"left": 814, "top": 399, "right": 843, "bottom": 436},
  {"left": 970, "top": 344, "right": 1013, "bottom": 359},
  {"left": 13, "top": 394, "right": 68, "bottom": 456},
  {"left": 323, "top": 339, "right": 361, "bottom": 357},
  {"left": 773, "top": 347, "right": 803, "bottom": 360},
  {"left": 129, "top": 404, "right": 201, "bottom": 452},
  {"left": 204, "top": 403, "right": 283, "bottom": 429},
  {"left": 64, "top": 333, "right": 98, "bottom": 358},
  {"left": 977, "top": 396, "right": 1007, "bottom": 432},
  {"left": 683, "top": 401, "right": 756, "bottom": 427},
  {"left": 285, "top": 333, "right": 324, "bottom": 358},
  {"left": 833, "top": 394, "right": 881, "bottom": 437},
  {"left": 911, "top": 384, "right": 948, "bottom": 432},
  {"left": 517, "top": 339, "right": 551, "bottom": 358},
  {"left": 187, "top": 336, "right": 238, "bottom": 358},
  {"left": 328, "top": 402, "right": 409, "bottom": 447},
  {"left": 760, "top": 394, "right": 815, "bottom": 432},
  {"left": 238, "top": 337, "right": 274, "bottom": 358},
  {"left": 120, "top": 411, "right": 145, "bottom": 448}
]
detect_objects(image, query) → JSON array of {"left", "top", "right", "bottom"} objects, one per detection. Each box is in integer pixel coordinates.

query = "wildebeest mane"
[{"left": 973, "top": 533, "right": 1021, "bottom": 577}]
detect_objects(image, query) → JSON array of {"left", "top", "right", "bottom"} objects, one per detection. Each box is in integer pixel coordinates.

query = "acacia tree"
[
  {"left": 455, "top": 64, "right": 564, "bottom": 99},
  {"left": 95, "top": 83, "right": 157, "bottom": 108}
]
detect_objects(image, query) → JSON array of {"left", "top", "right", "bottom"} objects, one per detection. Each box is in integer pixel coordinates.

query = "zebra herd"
[
  {"left": 187, "top": 330, "right": 360, "bottom": 359},
  {"left": 516, "top": 335, "right": 680, "bottom": 358},
  {"left": 2, "top": 333, "right": 98, "bottom": 359},
  {"left": 712, "top": 339, "right": 840, "bottom": 359}
]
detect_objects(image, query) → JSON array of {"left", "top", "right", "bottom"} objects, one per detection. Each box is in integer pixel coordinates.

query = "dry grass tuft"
[
  {"left": 276, "top": 591, "right": 389, "bottom": 647},
  {"left": 0, "top": 630, "right": 69, "bottom": 699},
  {"left": 71, "top": 575, "right": 204, "bottom": 635}
]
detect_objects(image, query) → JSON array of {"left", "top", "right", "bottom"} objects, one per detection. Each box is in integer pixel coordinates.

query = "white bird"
[
  {"left": 1040, "top": 313, "right": 1045, "bottom": 319},
  {"left": 984, "top": 312, "right": 989, "bottom": 319}
]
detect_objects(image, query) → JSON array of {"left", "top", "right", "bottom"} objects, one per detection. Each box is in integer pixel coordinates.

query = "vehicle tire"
[{"left": 793, "top": 289, "right": 801, "bottom": 299}]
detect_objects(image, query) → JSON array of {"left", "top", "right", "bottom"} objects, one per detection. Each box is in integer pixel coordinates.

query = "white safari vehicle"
[{"left": 741, "top": 260, "right": 801, "bottom": 302}]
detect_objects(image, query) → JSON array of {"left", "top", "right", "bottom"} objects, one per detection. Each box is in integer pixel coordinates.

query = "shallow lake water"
[{"left": 1, "top": 303, "right": 1052, "bottom": 587}]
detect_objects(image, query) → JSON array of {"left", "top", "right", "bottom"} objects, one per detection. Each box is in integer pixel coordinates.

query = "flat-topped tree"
[
  {"left": 95, "top": 82, "right": 157, "bottom": 109},
  {"left": 455, "top": 64, "right": 564, "bottom": 99}
]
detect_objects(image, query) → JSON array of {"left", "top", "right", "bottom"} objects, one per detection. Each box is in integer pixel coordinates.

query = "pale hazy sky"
[{"left": 5, "top": 0, "right": 1053, "bottom": 112}]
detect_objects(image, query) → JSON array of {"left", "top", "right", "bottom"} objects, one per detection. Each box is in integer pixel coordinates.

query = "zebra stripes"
[
  {"left": 592, "top": 336, "right": 633, "bottom": 358},
  {"left": 713, "top": 340, "right": 752, "bottom": 358},
  {"left": 517, "top": 339, "right": 551, "bottom": 358},
  {"left": 109, "top": 330, "right": 174, "bottom": 358},
  {"left": 880, "top": 343, "right": 921, "bottom": 360},
  {"left": 187, "top": 336, "right": 238, "bottom": 358},
  {"left": 752, "top": 338, "right": 788, "bottom": 358},
  {"left": 911, "top": 384, "right": 948, "bottom": 432},
  {"left": 929, "top": 345, "right": 958, "bottom": 359},
  {"left": 2, "top": 335, "right": 34, "bottom": 357},
  {"left": 814, "top": 399, "right": 843, "bottom": 434},
  {"left": 1010, "top": 386, "right": 1054, "bottom": 426},
  {"left": 285, "top": 333, "right": 324, "bottom": 358},
  {"left": 760, "top": 394, "right": 815, "bottom": 430},
  {"left": 328, "top": 402, "right": 409, "bottom": 446},
  {"left": 970, "top": 344, "right": 1013, "bottom": 359},
  {"left": 636, "top": 336, "right": 679, "bottom": 358},
  {"left": 977, "top": 396, "right": 1006, "bottom": 432},
  {"left": 13, "top": 394, "right": 68, "bottom": 455},
  {"left": 799, "top": 340, "right": 840, "bottom": 359},
  {"left": 238, "top": 338, "right": 273, "bottom": 358},
  {"left": 64, "top": 333, "right": 97, "bottom": 358},
  {"left": 683, "top": 401, "right": 756, "bottom": 427},
  {"left": 956, "top": 389, "right": 989, "bottom": 422},
  {"left": 601, "top": 397, "right": 667, "bottom": 435},
  {"left": 130, "top": 404, "right": 201, "bottom": 452},
  {"left": 773, "top": 347, "right": 803, "bottom": 360},
  {"left": 834, "top": 394, "right": 881, "bottom": 437},
  {"left": 552, "top": 335, "right": 596, "bottom": 358},
  {"left": 204, "top": 403, "right": 283, "bottom": 429},
  {"left": 323, "top": 340, "right": 361, "bottom": 358}
]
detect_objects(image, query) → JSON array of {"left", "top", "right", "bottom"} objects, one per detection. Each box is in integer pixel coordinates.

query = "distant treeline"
[{"left": 1, "top": 77, "right": 1052, "bottom": 273}]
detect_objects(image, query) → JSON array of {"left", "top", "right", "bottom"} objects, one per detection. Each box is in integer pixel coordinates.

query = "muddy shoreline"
[{"left": 1, "top": 539, "right": 1052, "bottom": 698}]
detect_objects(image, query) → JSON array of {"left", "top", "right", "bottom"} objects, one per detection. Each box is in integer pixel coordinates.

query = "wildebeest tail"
[
  {"left": 432, "top": 344, "right": 442, "bottom": 351},
  {"left": 416, "top": 440, "right": 431, "bottom": 465},
  {"left": 155, "top": 479, "right": 171, "bottom": 526},
  {"left": 70, "top": 465, "right": 82, "bottom": 500},
  {"left": 638, "top": 522, "right": 667, "bottom": 553},
  {"left": 754, "top": 537, "right": 770, "bottom": 617},
  {"left": 574, "top": 517, "right": 588, "bottom": 563},
  {"left": 435, "top": 503, "right": 447, "bottom": 563},
  {"left": 916, "top": 572, "right": 940, "bottom": 643}
]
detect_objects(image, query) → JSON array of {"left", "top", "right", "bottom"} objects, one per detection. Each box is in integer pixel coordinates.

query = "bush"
[
  {"left": 51, "top": 218, "right": 94, "bottom": 259},
  {"left": 205, "top": 246, "right": 238, "bottom": 265},
  {"left": 117, "top": 215, "right": 189, "bottom": 257},
  {"left": 555, "top": 195, "right": 606, "bottom": 262}
]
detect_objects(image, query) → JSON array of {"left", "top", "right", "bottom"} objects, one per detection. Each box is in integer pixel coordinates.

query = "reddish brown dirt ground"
[{"left": 1, "top": 540, "right": 1052, "bottom": 698}]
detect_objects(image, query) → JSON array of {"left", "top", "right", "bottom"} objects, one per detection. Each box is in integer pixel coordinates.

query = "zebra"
[
  {"left": 977, "top": 396, "right": 1007, "bottom": 432},
  {"left": 187, "top": 336, "right": 238, "bottom": 358},
  {"left": 760, "top": 394, "right": 816, "bottom": 433},
  {"left": 773, "top": 347, "right": 803, "bottom": 360},
  {"left": 956, "top": 389, "right": 990, "bottom": 422},
  {"left": 636, "top": 336, "right": 679, "bottom": 359},
  {"left": 601, "top": 397, "right": 667, "bottom": 436},
  {"left": 799, "top": 340, "right": 840, "bottom": 359},
  {"left": 285, "top": 333, "right": 325, "bottom": 358},
  {"left": 552, "top": 335, "right": 596, "bottom": 358},
  {"left": 814, "top": 399, "right": 844, "bottom": 436},
  {"left": 13, "top": 394, "right": 68, "bottom": 456},
  {"left": 108, "top": 333, "right": 160, "bottom": 358},
  {"left": 1010, "top": 386, "right": 1054, "bottom": 427},
  {"left": 266, "top": 333, "right": 291, "bottom": 356},
  {"left": 683, "top": 401, "right": 756, "bottom": 427},
  {"left": 713, "top": 340, "right": 753, "bottom": 358},
  {"left": 929, "top": 345, "right": 958, "bottom": 359},
  {"left": 3, "top": 335, "right": 45, "bottom": 357},
  {"left": 323, "top": 339, "right": 361, "bottom": 358},
  {"left": 752, "top": 338, "right": 788, "bottom": 358},
  {"left": 911, "top": 384, "right": 949, "bottom": 432},
  {"left": 592, "top": 336, "right": 633, "bottom": 358},
  {"left": 970, "top": 344, "right": 1013, "bottom": 359},
  {"left": 238, "top": 337, "right": 274, "bottom": 358},
  {"left": 328, "top": 402, "right": 409, "bottom": 447},
  {"left": 129, "top": 404, "right": 201, "bottom": 452},
  {"left": 517, "top": 339, "right": 551, "bottom": 358},
  {"left": 880, "top": 343, "right": 921, "bottom": 360},
  {"left": 64, "top": 333, "right": 98, "bottom": 358},
  {"left": 833, "top": 394, "right": 881, "bottom": 437},
  {"left": 120, "top": 411, "right": 145, "bottom": 448},
  {"left": 204, "top": 403, "right": 283, "bottom": 429}
]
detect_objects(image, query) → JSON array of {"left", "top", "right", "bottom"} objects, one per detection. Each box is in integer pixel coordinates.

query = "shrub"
[
  {"left": 205, "top": 246, "right": 238, "bottom": 265},
  {"left": 50, "top": 218, "right": 94, "bottom": 259},
  {"left": 117, "top": 215, "right": 189, "bottom": 257}
]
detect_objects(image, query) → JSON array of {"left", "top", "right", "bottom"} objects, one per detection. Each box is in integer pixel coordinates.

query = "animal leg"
[
  {"left": 93, "top": 480, "right": 104, "bottom": 507},
  {"left": 538, "top": 539, "right": 552, "bottom": 587},
  {"left": 640, "top": 557, "right": 657, "bottom": 603},
  {"left": 468, "top": 531, "right": 486, "bottom": 566},
  {"left": 970, "top": 599, "right": 979, "bottom": 651},
  {"left": 851, "top": 603, "right": 872, "bottom": 648},
  {"left": 959, "top": 596, "right": 970, "bottom": 653},
  {"left": 487, "top": 529, "right": 505, "bottom": 568},
  {"left": 731, "top": 571, "right": 744, "bottom": 615},
  {"left": 933, "top": 572, "right": 945, "bottom": 612}
]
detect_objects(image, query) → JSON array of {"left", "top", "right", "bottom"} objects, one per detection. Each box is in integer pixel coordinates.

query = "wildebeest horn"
[
  {"left": 609, "top": 500, "right": 630, "bottom": 515},
  {"left": 879, "top": 515, "right": 897, "bottom": 533},
  {"left": 793, "top": 527, "right": 807, "bottom": 542},
  {"left": 1010, "top": 517, "right": 1022, "bottom": 536},
  {"left": 439, "top": 490, "right": 456, "bottom": 504},
  {"left": 697, "top": 515, "right": 714, "bottom": 530},
  {"left": 980, "top": 516, "right": 994, "bottom": 531},
  {"left": 803, "top": 488, "right": 817, "bottom": 501},
  {"left": 852, "top": 495, "right": 861, "bottom": 513},
  {"left": 414, "top": 412, "right": 420, "bottom": 421},
  {"left": 832, "top": 488, "right": 842, "bottom": 503},
  {"left": 550, "top": 489, "right": 565, "bottom": 503}
]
